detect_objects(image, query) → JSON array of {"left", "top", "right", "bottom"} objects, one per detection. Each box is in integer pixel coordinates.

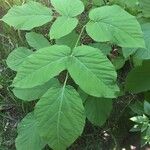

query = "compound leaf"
[
  {"left": 26, "top": 32, "right": 50, "bottom": 50},
  {"left": 50, "top": 16, "right": 78, "bottom": 39},
  {"left": 15, "top": 113, "right": 46, "bottom": 150},
  {"left": 13, "top": 45, "right": 71, "bottom": 88},
  {"left": 2, "top": 1, "right": 53, "bottom": 30},
  {"left": 6, "top": 47, "right": 33, "bottom": 71},
  {"left": 68, "top": 45, "right": 119, "bottom": 98},
  {"left": 85, "top": 96, "right": 112, "bottom": 126},
  {"left": 51, "top": 0, "right": 84, "bottom": 17},
  {"left": 86, "top": 5, "right": 145, "bottom": 48},
  {"left": 34, "top": 85, "right": 85, "bottom": 150}
]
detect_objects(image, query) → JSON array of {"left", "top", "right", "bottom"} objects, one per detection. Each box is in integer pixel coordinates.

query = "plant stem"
[
  {"left": 5, "top": 0, "right": 12, "bottom": 8},
  {"left": 63, "top": 72, "right": 69, "bottom": 88},
  {"left": 74, "top": 25, "right": 85, "bottom": 47}
]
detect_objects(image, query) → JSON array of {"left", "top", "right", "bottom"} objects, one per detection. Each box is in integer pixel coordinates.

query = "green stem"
[
  {"left": 5, "top": 0, "right": 12, "bottom": 8},
  {"left": 74, "top": 25, "right": 85, "bottom": 47},
  {"left": 63, "top": 72, "right": 69, "bottom": 88}
]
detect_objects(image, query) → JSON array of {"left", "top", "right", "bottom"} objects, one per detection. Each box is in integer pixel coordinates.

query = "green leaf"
[
  {"left": 34, "top": 85, "right": 85, "bottom": 150},
  {"left": 16, "top": 113, "right": 46, "bottom": 150},
  {"left": 111, "top": 56, "right": 125, "bottom": 70},
  {"left": 130, "top": 124, "right": 141, "bottom": 132},
  {"left": 26, "top": 32, "right": 50, "bottom": 50},
  {"left": 144, "top": 101, "right": 150, "bottom": 115},
  {"left": 51, "top": 0, "right": 84, "bottom": 17},
  {"left": 86, "top": 5, "right": 145, "bottom": 48},
  {"left": 134, "top": 23, "right": 150, "bottom": 60},
  {"left": 68, "top": 45, "right": 119, "bottom": 98},
  {"left": 111, "top": 0, "right": 140, "bottom": 15},
  {"left": 89, "top": 42, "right": 111, "bottom": 55},
  {"left": 1, "top": 1, "right": 53, "bottom": 30},
  {"left": 50, "top": 16, "right": 78, "bottom": 39},
  {"left": 85, "top": 96, "right": 112, "bottom": 126},
  {"left": 122, "top": 48, "right": 137, "bottom": 58},
  {"left": 139, "top": 0, "right": 150, "bottom": 18},
  {"left": 6, "top": 47, "right": 33, "bottom": 71},
  {"left": 125, "top": 60, "right": 150, "bottom": 93},
  {"left": 133, "top": 57, "right": 143, "bottom": 67},
  {"left": 130, "top": 101, "right": 144, "bottom": 115},
  {"left": 13, "top": 45, "right": 71, "bottom": 88},
  {"left": 130, "top": 115, "right": 149, "bottom": 124},
  {"left": 93, "top": 0, "right": 105, "bottom": 6},
  {"left": 81, "top": 0, "right": 88, "bottom": 6},
  {"left": 56, "top": 31, "right": 79, "bottom": 49},
  {"left": 13, "top": 78, "right": 58, "bottom": 101},
  {"left": 77, "top": 88, "right": 88, "bottom": 103}
]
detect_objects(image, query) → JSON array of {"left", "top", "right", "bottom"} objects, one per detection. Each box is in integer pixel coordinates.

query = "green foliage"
[
  {"left": 125, "top": 60, "right": 150, "bottom": 93},
  {"left": 13, "top": 45, "right": 70, "bottom": 88},
  {"left": 139, "top": 0, "right": 150, "bottom": 18},
  {"left": 16, "top": 113, "right": 46, "bottom": 150},
  {"left": 50, "top": 17, "right": 78, "bottom": 39},
  {"left": 56, "top": 31, "right": 79, "bottom": 49},
  {"left": 13, "top": 78, "right": 58, "bottom": 101},
  {"left": 50, "top": 0, "right": 84, "bottom": 39},
  {"left": 6, "top": 47, "right": 33, "bottom": 71},
  {"left": 86, "top": 5, "right": 145, "bottom": 48},
  {"left": 1, "top": 1, "right": 53, "bottom": 30},
  {"left": 130, "top": 101, "right": 150, "bottom": 146},
  {"left": 67, "top": 45, "right": 119, "bottom": 98},
  {"left": 26, "top": 32, "right": 50, "bottom": 50},
  {"left": 34, "top": 85, "right": 85, "bottom": 150},
  {"left": 85, "top": 96, "right": 112, "bottom": 126},
  {"left": 1, "top": 0, "right": 150, "bottom": 149}
]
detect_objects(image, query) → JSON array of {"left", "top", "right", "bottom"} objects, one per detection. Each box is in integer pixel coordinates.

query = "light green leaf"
[
  {"left": 56, "top": 31, "right": 79, "bottom": 49},
  {"left": 51, "top": 0, "right": 84, "bottom": 17},
  {"left": 16, "top": 113, "right": 46, "bottom": 150},
  {"left": 13, "top": 45, "right": 71, "bottom": 88},
  {"left": 86, "top": 5, "right": 145, "bottom": 48},
  {"left": 26, "top": 32, "right": 50, "bottom": 50},
  {"left": 34, "top": 85, "right": 85, "bottom": 150},
  {"left": 13, "top": 78, "right": 58, "bottom": 101},
  {"left": 68, "top": 45, "right": 119, "bottom": 98},
  {"left": 93, "top": 0, "right": 105, "bottom": 6},
  {"left": 50, "top": 16, "right": 78, "bottom": 39},
  {"left": 6, "top": 47, "right": 33, "bottom": 71},
  {"left": 1, "top": 1, "right": 53, "bottom": 30},
  {"left": 125, "top": 60, "right": 150, "bottom": 93},
  {"left": 85, "top": 96, "right": 112, "bottom": 126},
  {"left": 139, "top": 0, "right": 150, "bottom": 18},
  {"left": 130, "top": 115, "right": 149, "bottom": 124}
]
